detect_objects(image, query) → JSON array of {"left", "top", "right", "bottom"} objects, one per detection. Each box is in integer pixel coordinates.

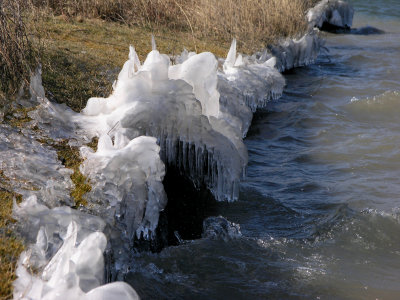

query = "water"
[{"left": 126, "top": 2, "right": 400, "bottom": 299}]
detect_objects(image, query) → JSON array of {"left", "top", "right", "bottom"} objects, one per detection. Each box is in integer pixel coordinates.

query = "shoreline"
[{"left": 1, "top": 1, "right": 355, "bottom": 299}]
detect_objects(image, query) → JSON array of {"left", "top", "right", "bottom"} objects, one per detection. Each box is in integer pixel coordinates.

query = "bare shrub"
[{"left": 0, "top": 0, "right": 36, "bottom": 97}]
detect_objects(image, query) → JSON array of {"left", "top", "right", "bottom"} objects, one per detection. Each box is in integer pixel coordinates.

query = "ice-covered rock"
[
  {"left": 7, "top": 4, "right": 334, "bottom": 294},
  {"left": 307, "top": 0, "right": 354, "bottom": 30},
  {"left": 80, "top": 135, "right": 167, "bottom": 240},
  {"left": 13, "top": 195, "right": 139, "bottom": 300},
  {"left": 268, "top": 29, "right": 324, "bottom": 72},
  {"left": 202, "top": 216, "right": 241, "bottom": 241}
]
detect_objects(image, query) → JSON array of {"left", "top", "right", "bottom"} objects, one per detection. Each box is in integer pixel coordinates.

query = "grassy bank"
[
  {"left": 27, "top": 0, "right": 317, "bottom": 111},
  {"left": 32, "top": 15, "right": 231, "bottom": 111}
]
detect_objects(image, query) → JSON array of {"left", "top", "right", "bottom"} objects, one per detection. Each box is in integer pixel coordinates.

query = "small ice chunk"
[{"left": 202, "top": 216, "right": 241, "bottom": 241}]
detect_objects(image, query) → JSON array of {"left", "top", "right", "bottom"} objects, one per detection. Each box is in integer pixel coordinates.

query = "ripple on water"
[{"left": 345, "top": 90, "right": 400, "bottom": 124}]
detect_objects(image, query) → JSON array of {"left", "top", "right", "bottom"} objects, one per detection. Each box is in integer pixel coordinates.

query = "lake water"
[{"left": 126, "top": 1, "right": 400, "bottom": 298}]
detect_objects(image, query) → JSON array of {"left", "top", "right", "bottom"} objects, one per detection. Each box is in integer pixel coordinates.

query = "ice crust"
[
  {"left": 220, "top": 39, "right": 285, "bottom": 113},
  {"left": 12, "top": 32, "right": 322, "bottom": 299},
  {"left": 0, "top": 123, "right": 74, "bottom": 207},
  {"left": 266, "top": 30, "right": 324, "bottom": 72},
  {"left": 307, "top": 0, "right": 354, "bottom": 29}
]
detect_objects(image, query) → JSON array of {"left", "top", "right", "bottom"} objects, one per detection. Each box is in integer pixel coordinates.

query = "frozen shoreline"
[{"left": 4, "top": 1, "right": 355, "bottom": 299}]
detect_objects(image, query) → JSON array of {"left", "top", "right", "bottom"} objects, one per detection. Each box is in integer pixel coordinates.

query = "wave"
[{"left": 345, "top": 90, "right": 400, "bottom": 123}]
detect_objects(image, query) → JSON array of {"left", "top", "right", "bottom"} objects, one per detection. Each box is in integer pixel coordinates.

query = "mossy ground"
[
  {"left": 4, "top": 106, "right": 36, "bottom": 129},
  {"left": 53, "top": 140, "right": 90, "bottom": 208},
  {"left": 0, "top": 171, "right": 24, "bottom": 300}
]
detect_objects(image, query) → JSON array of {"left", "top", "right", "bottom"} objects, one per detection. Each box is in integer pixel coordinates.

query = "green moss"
[
  {"left": 54, "top": 140, "right": 90, "bottom": 207},
  {"left": 0, "top": 233, "right": 24, "bottom": 300},
  {"left": 4, "top": 106, "right": 35, "bottom": 129},
  {"left": 0, "top": 172, "right": 24, "bottom": 300},
  {"left": 86, "top": 136, "right": 99, "bottom": 152},
  {"left": 70, "top": 171, "right": 91, "bottom": 207}
]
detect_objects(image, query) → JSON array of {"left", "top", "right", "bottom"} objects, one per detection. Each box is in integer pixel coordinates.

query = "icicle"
[
  {"left": 224, "top": 38, "right": 237, "bottom": 70},
  {"left": 129, "top": 45, "right": 141, "bottom": 72},
  {"left": 151, "top": 34, "right": 157, "bottom": 50}
]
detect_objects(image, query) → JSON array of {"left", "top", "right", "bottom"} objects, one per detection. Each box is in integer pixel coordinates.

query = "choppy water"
[{"left": 126, "top": 1, "right": 400, "bottom": 299}]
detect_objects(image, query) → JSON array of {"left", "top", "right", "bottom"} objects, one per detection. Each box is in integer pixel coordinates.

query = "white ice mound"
[
  {"left": 307, "top": 0, "right": 354, "bottom": 29},
  {"left": 220, "top": 39, "right": 285, "bottom": 113},
  {"left": 13, "top": 195, "right": 139, "bottom": 300},
  {"left": 81, "top": 45, "right": 247, "bottom": 202},
  {"left": 80, "top": 134, "right": 167, "bottom": 240},
  {"left": 169, "top": 52, "right": 220, "bottom": 118}
]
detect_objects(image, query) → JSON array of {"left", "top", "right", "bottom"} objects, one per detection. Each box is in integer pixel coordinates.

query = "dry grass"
[
  {"left": 21, "top": 0, "right": 317, "bottom": 112},
  {"left": 30, "top": 0, "right": 317, "bottom": 52},
  {"left": 193, "top": 0, "right": 317, "bottom": 48}
]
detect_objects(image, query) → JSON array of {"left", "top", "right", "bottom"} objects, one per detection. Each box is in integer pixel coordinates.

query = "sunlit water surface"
[{"left": 126, "top": 1, "right": 400, "bottom": 298}]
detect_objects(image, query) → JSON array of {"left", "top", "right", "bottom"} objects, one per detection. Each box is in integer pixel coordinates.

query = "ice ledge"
[{"left": 307, "top": 0, "right": 354, "bottom": 31}]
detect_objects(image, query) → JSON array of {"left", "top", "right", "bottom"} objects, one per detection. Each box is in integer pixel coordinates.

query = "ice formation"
[
  {"left": 219, "top": 39, "right": 285, "bottom": 114},
  {"left": 307, "top": 0, "right": 354, "bottom": 30},
  {"left": 77, "top": 44, "right": 247, "bottom": 202},
  {"left": 13, "top": 195, "right": 139, "bottom": 300},
  {"left": 266, "top": 30, "right": 324, "bottom": 72}
]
